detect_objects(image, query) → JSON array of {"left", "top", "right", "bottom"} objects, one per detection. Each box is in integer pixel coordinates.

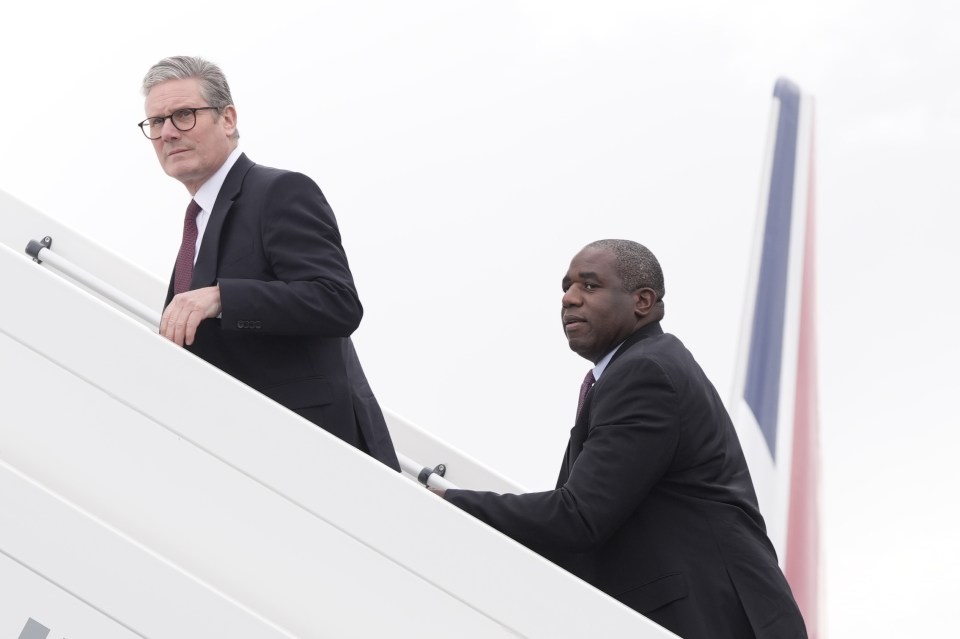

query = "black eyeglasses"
[{"left": 137, "top": 106, "right": 220, "bottom": 139}]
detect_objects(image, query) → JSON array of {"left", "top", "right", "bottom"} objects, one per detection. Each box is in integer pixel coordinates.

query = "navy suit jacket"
[
  {"left": 165, "top": 153, "right": 400, "bottom": 471},
  {"left": 445, "top": 323, "right": 806, "bottom": 638}
]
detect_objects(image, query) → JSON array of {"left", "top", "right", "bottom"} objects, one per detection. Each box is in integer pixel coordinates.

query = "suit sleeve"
[
  {"left": 218, "top": 171, "right": 363, "bottom": 336},
  {"left": 445, "top": 355, "right": 680, "bottom": 555}
]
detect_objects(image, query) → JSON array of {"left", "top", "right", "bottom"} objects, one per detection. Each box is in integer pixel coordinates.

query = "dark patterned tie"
[
  {"left": 576, "top": 369, "right": 595, "bottom": 420},
  {"left": 173, "top": 199, "right": 202, "bottom": 295}
]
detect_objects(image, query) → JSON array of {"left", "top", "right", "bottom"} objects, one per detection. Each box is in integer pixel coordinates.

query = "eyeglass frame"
[{"left": 137, "top": 106, "right": 222, "bottom": 140}]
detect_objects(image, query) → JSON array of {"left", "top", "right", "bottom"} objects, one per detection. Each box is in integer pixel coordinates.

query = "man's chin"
[
  {"left": 163, "top": 163, "right": 198, "bottom": 187},
  {"left": 163, "top": 162, "right": 186, "bottom": 178},
  {"left": 566, "top": 338, "right": 590, "bottom": 359}
]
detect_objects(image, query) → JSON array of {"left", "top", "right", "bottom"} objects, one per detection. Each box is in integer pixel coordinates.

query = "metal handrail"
[
  {"left": 26, "top": 237, "right": 162, "bottom": 328},
  {"left": 25, "top": 236, "right": 456, "bottom": 490}
]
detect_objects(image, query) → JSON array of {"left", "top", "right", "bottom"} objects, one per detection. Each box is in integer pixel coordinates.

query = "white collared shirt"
[
  {"left": 190, "top": 146, "right": 243, "bottom": 264},
  {"left": 591, "top": 341, "right": 624, "bottom": 382}
]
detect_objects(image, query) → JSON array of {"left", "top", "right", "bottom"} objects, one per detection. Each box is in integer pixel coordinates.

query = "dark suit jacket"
[
  {"left": 165, "top": 153, "right": 399, "bottom": 472},
  {"left": 445, "top": 323, "right": 806, "bottom": 638}
]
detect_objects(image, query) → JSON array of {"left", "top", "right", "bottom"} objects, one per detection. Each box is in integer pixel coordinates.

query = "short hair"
[
  {"left": 587, "top": 239, "right": 666, "bottom": 303},
  {"left": 141, "top": 56, "right": 239, "bottom": 139}
]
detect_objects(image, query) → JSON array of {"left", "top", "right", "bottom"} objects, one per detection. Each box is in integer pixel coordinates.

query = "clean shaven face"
[
  {"left": 561, "top": 246, "right": 641, "bottom": 364},
  {"left": 144, "top": 77, "right": 237, "bottom": 195}
]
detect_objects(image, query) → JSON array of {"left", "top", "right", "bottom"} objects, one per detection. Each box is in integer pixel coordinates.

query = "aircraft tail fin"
[{"left": 731, "top": 77, "right": 822, "bottom": 637}]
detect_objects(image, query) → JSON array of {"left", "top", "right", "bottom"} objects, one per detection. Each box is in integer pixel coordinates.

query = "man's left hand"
[{"left": 160, "top": 285, "right": 222, "bottom": 346}]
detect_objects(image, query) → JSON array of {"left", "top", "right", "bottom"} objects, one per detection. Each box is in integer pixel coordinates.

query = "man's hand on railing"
[
  {"left": 160, "top": 285, "right": 222, "bottom": 346},
  {"left": 429, "top": 487, "right": 446, "bottom": 498}
]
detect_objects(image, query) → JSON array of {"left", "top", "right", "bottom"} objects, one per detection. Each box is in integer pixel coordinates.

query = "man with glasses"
[{"left": 140, "top": 55, "right": 400, "bottom": 472}]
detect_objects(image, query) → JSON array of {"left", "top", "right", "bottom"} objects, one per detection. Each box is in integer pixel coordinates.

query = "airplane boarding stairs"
[{"left": 0, "top": 189, "right": 676, "bottom": 638}]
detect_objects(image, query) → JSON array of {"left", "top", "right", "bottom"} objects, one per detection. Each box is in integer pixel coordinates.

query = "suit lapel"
[
  {"left": 563, "top": 322, "right": 664, "bottom": 473},
  {"left": 191, "top": 153, "right": 254, "bottom": 290}
]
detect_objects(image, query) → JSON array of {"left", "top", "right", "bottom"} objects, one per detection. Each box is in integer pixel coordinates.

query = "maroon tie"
[
  {"left": 576, "top": 369, "right": 595, "bottom": 420},
  {"left": 173, "top": 199, "right": 202, "bottom": 295}
]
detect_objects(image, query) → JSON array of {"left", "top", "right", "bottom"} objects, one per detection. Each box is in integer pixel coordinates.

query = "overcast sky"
[{"left": 3, "top": 1, "right": 958, "bottom": 636}]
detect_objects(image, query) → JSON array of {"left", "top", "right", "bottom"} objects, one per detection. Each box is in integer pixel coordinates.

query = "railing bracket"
[
  {"left": 417, "top": 463, "right": 447, "bottom": 486},
  {"left": 25, "top": 236, "right": 53, "bottom": 263}
]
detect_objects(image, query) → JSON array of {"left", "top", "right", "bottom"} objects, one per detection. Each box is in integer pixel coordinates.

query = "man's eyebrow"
[{"left": 563, "top": 271, "right": 601, "bottom": 288}]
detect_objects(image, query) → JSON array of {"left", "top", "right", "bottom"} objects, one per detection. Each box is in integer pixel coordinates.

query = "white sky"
[{"left": 3, "top": 1, "right": 959, "bottom": 636}]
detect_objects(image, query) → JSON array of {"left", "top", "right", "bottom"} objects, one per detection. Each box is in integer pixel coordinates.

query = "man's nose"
[
  {"left": 160, "top": 117, "right": 181, "bottom": 141},
  {"left": 562, "top": 286, "right": 581, "bottom": 307}
]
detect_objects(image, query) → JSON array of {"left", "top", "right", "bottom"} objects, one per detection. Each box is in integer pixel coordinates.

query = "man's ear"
[
  {"left": 221, "top": 105, "right": 238, "bottom": 136},
  {"left": 634, "top": 287, "right": 657, "bottom": 317}
]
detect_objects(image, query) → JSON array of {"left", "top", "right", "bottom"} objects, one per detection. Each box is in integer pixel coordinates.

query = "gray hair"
[
  {"left": 142, "top": 56, "right": 239, "bottom": 139},
  {"left": 587, "top": 239, "right": 666, "bottom": 304}
]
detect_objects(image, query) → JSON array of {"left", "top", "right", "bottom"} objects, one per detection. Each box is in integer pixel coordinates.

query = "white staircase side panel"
[
  {"left": 0, "top": 462, "right": 295, "bottom": 638},
  {"left": 0, "top": 330, "right": 512, "bottom": 638}
]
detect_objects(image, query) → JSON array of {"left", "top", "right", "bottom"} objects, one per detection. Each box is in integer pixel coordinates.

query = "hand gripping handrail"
[{"left": 24, "top": 236, "right": 457, "bottom": 490}]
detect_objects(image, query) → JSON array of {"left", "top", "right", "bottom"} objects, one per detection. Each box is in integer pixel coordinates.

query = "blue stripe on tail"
[{"left": 744, "top": 78, "right": 801, "bottom": 459}]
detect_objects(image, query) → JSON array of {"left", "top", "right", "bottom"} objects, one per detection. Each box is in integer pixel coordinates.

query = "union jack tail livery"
[{"left": 731, "top": 77, "right": 822, "bottom": 638}]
